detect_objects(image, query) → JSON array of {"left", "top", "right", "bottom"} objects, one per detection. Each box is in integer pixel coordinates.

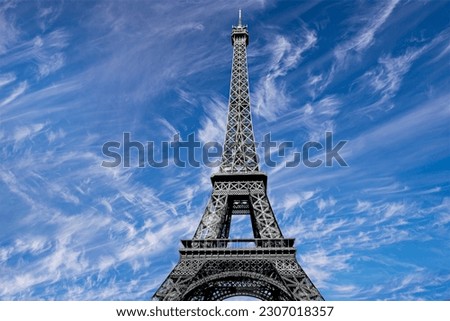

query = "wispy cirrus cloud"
[
  {"left": 281, "top": 190, "right": 318, "bottom": 214},
  {"left": 357, "top": 27, "right": 450, "bottom": 109},
  {"left": 300, "top": 249, "right": 353, "bottom": 288},
  {"left": 197, "top": 95, "right": 228, "bottom": 144},
  {"left": 266, "top": 94, "right": 341, "bottom": 142},
  {"left": 316, "top": 197, "right": 337, "bottom": 213},
  {"left": 36, "top": 2, "right": 63, "bottom": 32},
  {"left": 0, "top": 72, "right": 16, "bottom": 88},
  {"left": 254, "top": 26, "right": 317, "bottom": 120},
  {"left": 310, "top": 0, "right": 400, "bottom": 97},
  {"left": 347, "top": 93, "right": 450, "bottom": 168},
  {"left": 0, "top": 149, "right": 197, "bottom": 299},
  {"left": 300, "top": 95, "right": 341, "bottom": 140},
  {"left": 0, "top": 81, "right": 27, "bottom": 107},
  {"left": 0, "top": 2, "right": 19, "bottom": 54},
  {"left": 0, "top": 28, "right": 69, "bottom": 79},
  {"left": 157, "top": 117, "right": 178, "bottom": 138},
  {"left": 335, "top": 0, "right": 400, "bottom": 62},
  {"left": 358, "top": 46, "right": 426, "bottom": 109},
  {"left": 12, "top": 122, "right": 46, "bottom": 143}
]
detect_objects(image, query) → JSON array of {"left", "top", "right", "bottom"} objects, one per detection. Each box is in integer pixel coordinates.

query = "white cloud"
[
  {"left": 333, "top": 284, "right": 359, "bottom": 294},
  {"left": 383, "top": 202, "right": 405, "bottom": 219},
  {"left": 317, "top": 197, "right": 336, "bottom": 212},
  {"left": 418, "top": 187, "right": 441, "bottom": 194},
  {"left": 38, "top": 52, "right": 65, "bottom": 78},
  {"left": 430, "top": 197, "right": 450, "bottom": 226},
  {"left": 360, "top": 46, "right": 426, "bottom": 104},
  {"left": 12, "top": 122, "right": 45, "bottom": 143},
  {"left": 313, "top": 0, "right": 399, "bottom": 96},
  {"left": 37, "top": 3, "right": 63, "bottom": 31},
  {"left": 0, "top": 81, "right": 27, "bottom": 107},
  {"left": 430, "top": 40, "right": 450, "bottom": 63},
  {"left": 254, "top": 27, "right": 317, "bottom": 120},
  {"left": 348, "top": 94, "right": 450, "bottom": 163},
  {"left": 176, "top": 88, "right": 198, "bottom": 107},
  {"left": 355, "top": 200, "right": 372, "bottom": 213},
  {"left": 282, "top": 190, "right": 317, "bottom": 213},
  {"left": 117, "top": 213, "right": 195, "bottom": 263},
  {"left": 0, "top": 5, "right": 19, "bottom": 54},
  {"left": 198, "top": 96, "right": 227, "bottom": 144},
  {"left": 0, "top": 210, "right": 112, "bottom": 297},
  {"left": 0, "top": 72, "right": 16, "bottom": 88},
  {"left": 276, "top": 95, "right": 340, "bottom": 141},
  {"left": 15, "top": 237, "right": 49, "bottom": 254},
  {"left": 172, "top": 22, "right": 204, "bottom": 34},
  {"left": 46, "top": 128, "right": 66, "bottom": 143},
  {"left": 300, "top": 249, "right": 353, "bottom": 288},
  {"left": 0, "top": 26, "right": 68, "bottom": 80},
  {"left": 254, "top": 72, "right": 291, "bottom": 120},
  {"left": 100, "top": 198, "right": 113, "bottom": 213},
  {"left": 32, "top": 30, "right": 68, "bottom": 78},
  {"left": 335, "top": 0, "right": 399, "bottom": 61},
  {"left": 157, "top": 118, "right": 178, "bottom": 138}
]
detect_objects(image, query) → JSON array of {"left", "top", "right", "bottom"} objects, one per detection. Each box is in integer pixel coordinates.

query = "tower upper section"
[
  {"left": 219, "top": 11, "right": 259, "bottom": 174},
  {"left": 231, "top": 9, "right": 249, "bottom": 46}
]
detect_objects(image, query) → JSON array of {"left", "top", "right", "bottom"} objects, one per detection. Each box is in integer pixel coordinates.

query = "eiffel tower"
[{"left": 152, "top": 11, "right": 323, "bottom": 301}]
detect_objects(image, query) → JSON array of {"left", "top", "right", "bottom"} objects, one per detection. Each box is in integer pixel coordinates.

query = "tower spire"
[{"left": 238, "top": 9, "right": 242, "bottom": 26}]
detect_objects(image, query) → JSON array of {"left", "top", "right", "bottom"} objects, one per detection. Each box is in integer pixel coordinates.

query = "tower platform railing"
[{"left": 181, "top": 238, "right": 295, "bottom": 249}]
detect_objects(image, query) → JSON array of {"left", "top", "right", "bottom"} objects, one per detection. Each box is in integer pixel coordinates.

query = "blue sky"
[{"left": 0, "top": 0, "right": 449, "bottom": 300}]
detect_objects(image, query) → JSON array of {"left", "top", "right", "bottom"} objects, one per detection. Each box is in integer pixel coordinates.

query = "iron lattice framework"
[{"left": 152, "top": 12, "right": 323, "bottom": 301}]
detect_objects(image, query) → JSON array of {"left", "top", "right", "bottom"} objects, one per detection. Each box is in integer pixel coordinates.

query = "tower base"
[{"left": 152, "top": 239, "right": 323, "bottom": 301}]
